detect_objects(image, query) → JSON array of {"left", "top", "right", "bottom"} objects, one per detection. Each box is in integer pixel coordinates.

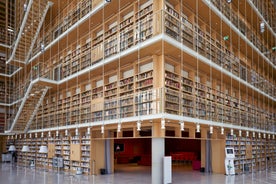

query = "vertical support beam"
[
  {"left": 117, "top": 130, "right": 122, "bottom": 138},
  {"left": 133, "top": 127, "right": 140, "bottom": 138},
  {"left": 152, "top": 120, "right": 165, "bottom": 184},
  {"left": 105, "top": 130, "right": 112, "bottom": 174},
  {"left": 152, "top": 138, "right": 164, "bottom": 184}
]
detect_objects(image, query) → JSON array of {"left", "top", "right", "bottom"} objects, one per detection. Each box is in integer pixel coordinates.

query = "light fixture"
[
  {"left": 56, "top": 130, "right": 59, "bottom": 137},
  {"left": 35, "top": 133, "right": 37, "bottom": 138},
  {"left": 230, "top": 128, "right": 234, "bottom": 136},
  {"left": 41, "top": 132, "right": 44, "bottom": 138},
  {"left": 258, "top": 132, "right": 261, "bottom": 139},
  {"left": 87, "top": 127, "right": 90, "bottom": 135},
  {"left": 48, "top": 131, "right": 51, "bottom": 137},
  {"left": 196, "top": 124, "right": 200, "bottom": 133},
  {"left": 226, "top": 0, "right": 232, "bottom": 3},
  {"left": 221, "top": 127, "right": 224, "bottom": 135},
  {"left": 180, "top": 121, "right": 185, "bottom": 131},
  {"left": 137, "top": 121, "right": 141, "bottom": 131},
  {"left": 101, "top": 125, "right": 104, "bottom": 134},
  {"left": 24, "top": 3, "right": 27, "bottom": 12},
  {"left": 22, "top": 145, "right": 30, "bottom": 152},
  {"left": 268, "top": 134, "right": 270, "bottom": 139},
  {"left": 8, "top": 145, "right": 16, "bottom": 152},
  {"left": 273, "top": 134, "right": 275, "bottom": 139},
  {"left": 263, "top": 133, "right": 266, "bottom": 139},
  {"left": 39, "top": 145, "right": 48, "bottom": 153},
  {"left": 29, "top": 133, "right": 32, "bottom": 138},
  {"left": 7, "top": 28, "right": 14, "bottom": 32},
  {"left": 260, "top": 22, "right": 265, "bottom": 33},
  {"left": 161, "top": 118, "right": 165, "bottom": 130},
  {"left": 75, "top": 128, "right": 79, "bottom": 136},
  {"left": 253, "top": 132, "right": 255, "bottom": 138},
  {"left": 65, "top": 129, "right": 68, "bottom": 136},
  {"left": 246, "top": 131, "right": 249, "bottom": 137},
  {"left": 117, "top": 123, "right": 121, "bottom": 132},
  {"left": 41, "top": 43, "right": 45, "bottom": 52},
  {"left": 239, "top": 130, "right": 242, "bottom": 137},
  {"left": 209, "top": 126, "right": 213, "bottom": 134},
  {"left": 106, "top": 0, "right": 111, "bottom": 2},
  {"left": 15, "top": 134, "right": 17, "bottom": 139}
]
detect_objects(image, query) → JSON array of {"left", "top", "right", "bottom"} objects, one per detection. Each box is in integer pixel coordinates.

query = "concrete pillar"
[{"left": 152, "top": 138, "right": 165, "bottom": 184}]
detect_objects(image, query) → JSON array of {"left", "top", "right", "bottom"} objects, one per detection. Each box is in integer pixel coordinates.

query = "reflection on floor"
[{"left": 1, "top": 163, "right": 276, "bottom": 184}]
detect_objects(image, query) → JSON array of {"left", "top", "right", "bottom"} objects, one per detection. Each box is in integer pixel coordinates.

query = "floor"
[{"left": 1, "top": 163, "right": 276, "bottom": 184}]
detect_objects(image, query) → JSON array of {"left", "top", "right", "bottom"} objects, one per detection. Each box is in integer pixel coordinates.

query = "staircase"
[
  {"left": 6, "top": 0, "right": 53, "bottom": 66},
  {"left": 5, "top": 78, "right": 57, "bottom": 133}
]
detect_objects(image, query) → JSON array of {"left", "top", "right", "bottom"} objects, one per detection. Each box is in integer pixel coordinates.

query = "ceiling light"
[
  {"left": 239, "top": 130, "right": 242, "bottom": 137},
  {"left": 196, "top": 124, "right": 200, "bottom": 133},
  {"left": 101, "top": 125, "right": 104, "bottom": 134},
  {"left": 210, "top": 126, "right": 213, "bottom": 134},
  {"left": 161, "top": 119, "right": 165, "bottom": 129},
  {"left": 75, "top": 128, "right": 79, "bottom": 136},
  {"left": 180, "top": 121, "right": 184, "bottom": 131},
  {"left": 260, "top": 22, "right": 265, "bottom": 33},
  {"left": 137, "top": 121, "right": 141, "bottom": 131}
]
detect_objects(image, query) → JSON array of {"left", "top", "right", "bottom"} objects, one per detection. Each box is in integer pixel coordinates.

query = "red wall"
[{"left": 114, "top": 138, "right": 201, "bottom": 159}]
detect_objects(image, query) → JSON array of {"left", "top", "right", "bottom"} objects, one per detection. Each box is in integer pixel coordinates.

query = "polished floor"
[{"left": 1, "top": 163, "right": 276, "bottom": 184}]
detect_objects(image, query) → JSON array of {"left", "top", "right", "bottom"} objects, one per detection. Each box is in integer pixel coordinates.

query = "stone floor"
[{"left": 1, "top": 163, "right": 276, "bottom": 184}]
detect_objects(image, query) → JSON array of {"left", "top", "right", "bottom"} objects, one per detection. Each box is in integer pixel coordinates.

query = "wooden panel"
[
  {"left": 211, "top": 140, "right": 225, "bottom": 174},
  {"left": 91, "top": 139, "right": 105, "bottom": 175},
  {"left": 246, "top": 145, "right": 252, "bottom": 159},
  {"left": 48, "top": 143, "right": 55, "bottom": 158},
  {"left": 70, "top": 144, "right": 81, "bottom": 161}
]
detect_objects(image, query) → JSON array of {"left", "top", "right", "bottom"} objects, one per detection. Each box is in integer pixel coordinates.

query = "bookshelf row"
[
  {"left": 32, "top": 0, "right": 103, "bottom": 56},
  {"left": 32, "top": 1, "right": 275, "bottom": 100},
  {"left": 226, "top": 133, "right": 276, "bottom": 173},
  {"left": 0, "top": 0, "right": 15, "bottom": 46},
  {"left": 210, "top": 0, "right": 275, "bottom": 65},
  {"left": 43, "top": 0, "right": 153, "bottom": 80},
  {"left": 250, "top": 0, "right": 276, "bottom": 33},
  {"left": 29, "top": 57, "right": 275, "bottom": 131},
  {"left": 11, "top": 133, "right": 92, "bottom": 175},
  {"left": 163, "top": 2, "right": 275, "bottom": 98}
]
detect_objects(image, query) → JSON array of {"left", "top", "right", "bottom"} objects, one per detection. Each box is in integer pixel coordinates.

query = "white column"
[{"left": 152, "top": 138, "right": 165, "bottom": 184}]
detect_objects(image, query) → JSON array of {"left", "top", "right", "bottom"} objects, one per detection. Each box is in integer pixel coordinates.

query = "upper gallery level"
[
  {"left": 0, "top": 0, "right": 274, "bottom": 108},
  {"left": 7, "top": 0, "right": 273, "bottom": 102}
]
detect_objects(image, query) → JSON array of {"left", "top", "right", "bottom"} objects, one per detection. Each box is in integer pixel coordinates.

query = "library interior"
[{"left": 0, "top": 0, "right": 275, "bottom": 183}]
